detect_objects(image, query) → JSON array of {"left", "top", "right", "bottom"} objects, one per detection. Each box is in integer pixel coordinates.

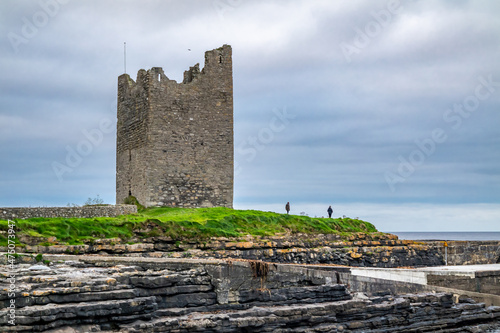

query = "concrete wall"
[
  {"left": 116, "top": 45, "right": 234, "bottom": 208},
  {"left": 325, "top": 262, "right": 500, "bottom": 304},
  {"left": 0, "top": 205, "right": 137, "bottom": 220},
  {"left": 344, "top": 270, "right": 500, "bottom": 306},
  {"left": 279, "top": 263, "right": 500, "bottom": 306}
]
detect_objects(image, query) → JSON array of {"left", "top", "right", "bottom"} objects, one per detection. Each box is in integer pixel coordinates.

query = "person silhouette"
[
  {"left": 327, "top": 205, "right": 333, "bottom": 218},
  {"left": 285, "top": 202, "right": 290, "bottom": 214}
]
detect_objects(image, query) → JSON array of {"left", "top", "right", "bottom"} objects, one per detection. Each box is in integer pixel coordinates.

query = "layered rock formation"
[
  {"left": 1, "top": 257, "right": 499, "bottom": 332},
  {"left": 10, "top": 233, "right": 445, "bottom": 268}
]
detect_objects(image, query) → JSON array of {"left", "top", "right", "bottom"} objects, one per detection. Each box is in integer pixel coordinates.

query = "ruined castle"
[{"left": 116, "top": 45, "right": 233, "bottom": 208}]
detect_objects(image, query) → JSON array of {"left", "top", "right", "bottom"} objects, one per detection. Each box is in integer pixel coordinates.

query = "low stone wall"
[
  {"left": 424, "top": 240, "right": 500, "bottom": 265},
  {"left": 1, "top": 256, "right": 499, "bottom": 332},
  {"left": 0, "top": 205, "right": 137, "bottom": 220}
]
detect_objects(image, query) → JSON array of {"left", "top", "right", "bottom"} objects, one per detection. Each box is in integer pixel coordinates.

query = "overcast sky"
[{"left": 1, "top": 0, "right": 499, "bottom": 231}]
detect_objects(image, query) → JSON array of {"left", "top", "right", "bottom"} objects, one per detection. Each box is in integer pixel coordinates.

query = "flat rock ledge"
[{"left": 1, "top": 257, "right": 499, "bottom": 332}]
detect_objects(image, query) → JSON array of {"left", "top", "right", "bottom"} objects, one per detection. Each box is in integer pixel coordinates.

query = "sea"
[{"left": 389, "top": 232, "right": 500, "bottom": 241}]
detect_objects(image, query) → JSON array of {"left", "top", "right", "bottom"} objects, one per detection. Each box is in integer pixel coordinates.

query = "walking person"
[
  {"left": 327, "top": 205, "right": 333, "bottom": 218},
  {"left": 285, "top": 202, "right": 290, "bottom": 214}
]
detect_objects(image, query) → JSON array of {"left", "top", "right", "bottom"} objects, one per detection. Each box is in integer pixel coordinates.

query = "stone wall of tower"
[{"left": 116, "top": 45, "right": 233, "bottom": 208}]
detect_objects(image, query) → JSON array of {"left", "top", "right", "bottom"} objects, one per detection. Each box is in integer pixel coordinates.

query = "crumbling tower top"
[{"left": 116, "top": 45, "right": 233, "bottom": 208}]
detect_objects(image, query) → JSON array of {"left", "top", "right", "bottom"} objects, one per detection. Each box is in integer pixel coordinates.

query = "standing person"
[
  {"left": 327, "top": 205, "right": 333, "bottom": 218},
  {"left": 285, "top": 202, "right": 290, "bottom": 214}
]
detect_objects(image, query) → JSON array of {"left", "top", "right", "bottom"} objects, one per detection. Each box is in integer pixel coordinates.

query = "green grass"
[{"left": 0, "top": 207, "right": 378, "bottom": 246}]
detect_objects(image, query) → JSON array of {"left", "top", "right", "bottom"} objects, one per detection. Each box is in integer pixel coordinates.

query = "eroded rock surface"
[
  {"left": 1, "top": 258, "right": 499, "bottom": 332},
  {"left": 3, "top": 233, "right": 445, "bottom": 268}
]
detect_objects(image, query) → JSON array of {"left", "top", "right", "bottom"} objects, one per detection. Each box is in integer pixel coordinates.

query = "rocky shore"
[{"left": 1, "top": 256, "right": 499, "bottom": 332}]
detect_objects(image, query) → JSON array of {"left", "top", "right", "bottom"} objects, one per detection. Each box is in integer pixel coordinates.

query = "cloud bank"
[{"left": 0, "top": 0, "right": 498, "bottom": 231}]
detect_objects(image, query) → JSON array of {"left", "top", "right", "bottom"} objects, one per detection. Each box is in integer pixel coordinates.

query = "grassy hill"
[{"left": 0, "top": 207, "right": 378, "bottom": 246}]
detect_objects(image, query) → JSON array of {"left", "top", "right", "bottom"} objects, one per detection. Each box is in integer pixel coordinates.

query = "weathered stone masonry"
[
  {"left": 0, "top": 205, "right": 137, "bottom": 220},
  {"left": 116, "top": 45, "right": 233, "bottom": 208}
]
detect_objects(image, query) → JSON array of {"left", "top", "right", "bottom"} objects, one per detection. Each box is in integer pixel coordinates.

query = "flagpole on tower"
[{"left": 124, "top": 42, "right": 127, "bottom": 74}]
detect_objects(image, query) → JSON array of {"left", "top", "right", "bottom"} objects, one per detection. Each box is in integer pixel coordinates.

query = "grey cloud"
[{"left": 0, "top": 1, "right": 498, "bottom": 230}]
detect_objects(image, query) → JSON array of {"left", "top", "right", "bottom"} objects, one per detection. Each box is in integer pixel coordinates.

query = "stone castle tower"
[{"left": 116, "top": 45, "right": 233, "bottom": 208}]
